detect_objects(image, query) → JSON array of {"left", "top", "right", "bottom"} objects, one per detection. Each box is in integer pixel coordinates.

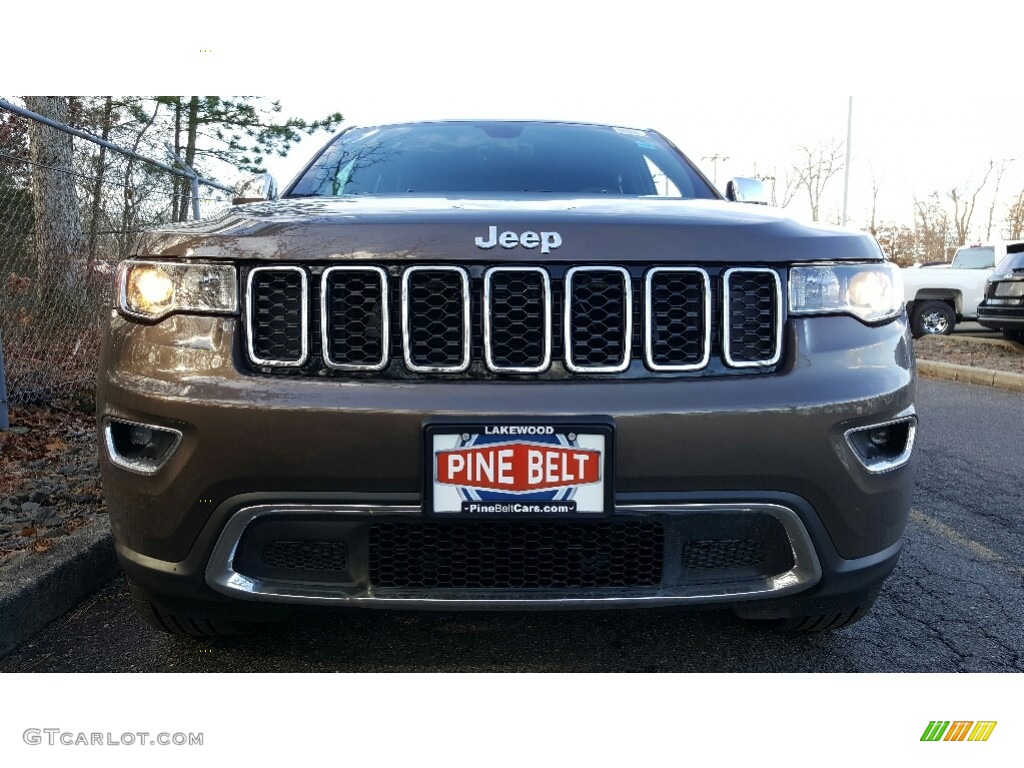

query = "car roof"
[{"left": 344, "top": 119, "right": 655, "bottom": 133}]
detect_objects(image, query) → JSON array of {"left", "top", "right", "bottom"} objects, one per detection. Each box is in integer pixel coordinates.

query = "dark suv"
[
  {"left": 97, "top": 120, "right": 917, "bottom": 636},
  {"left": 977, "top": 248, "right": 1024, "bottom": 341}
]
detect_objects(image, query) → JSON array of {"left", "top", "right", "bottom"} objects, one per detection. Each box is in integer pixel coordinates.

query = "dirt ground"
[
  {"left": 914, "top": 336, "right": 1024, "bottom": 375},
  {"left": 0, "top": 407, "right": 104, "bottom": 568}
]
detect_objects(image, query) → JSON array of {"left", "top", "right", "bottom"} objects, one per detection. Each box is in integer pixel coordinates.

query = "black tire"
[
  {"left": 757, "top": 603, "right": 873, "bottom": 632},
  {"left": 129, "top": 583, "right": 248, "bottom": 637},
  {"left": 911, "top": 300, "right": 955, "bottom": 338},
  {"left": 736, "top": 589, "right": 879, "bottom": 633},
  {"left": 1001, "top": 329, "right": 1024, "bottom": 343}
]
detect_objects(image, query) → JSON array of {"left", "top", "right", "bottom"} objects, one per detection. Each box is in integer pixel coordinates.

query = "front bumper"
[
  {"left": 977, "top": 303, "right": 1024, "bottom": 329},
  {"left": 98, "top": 310, "right": 916, "bottom": 610}
]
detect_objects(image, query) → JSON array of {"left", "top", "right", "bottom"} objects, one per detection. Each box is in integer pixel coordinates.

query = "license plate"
[{"left": 424, "top": 422, "right": 614, "bottom": 517}]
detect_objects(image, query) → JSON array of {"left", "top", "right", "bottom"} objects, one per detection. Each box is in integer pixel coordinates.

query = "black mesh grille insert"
[
  {"left": 404, "top": 268, "right": 468, "bottom": 370},
  {"left": 566, "top": 268, "right": 629, "bottom": 370},
  {"left": 486, "top": 269, "right": 549, "bottom": 370},
  {"left": 369, "top": 520, "right": 664, "bottom": 589},
  {"left": 647, "top": 269, "right": 707, "bottom": 368},
  {"left": 323, "top": 268, "right": 387, "bottom": 368},
  {"left": 683, "top": 539, "right": 763, "bottom": 570},
  {"left": 263, "top": 540, "right": 349, "bottom": 572},
  {"left": 249, "top": 268, "right": 306, "bottom": 363},
  {"left": 726, "top": 270, "right": 779, "bottom": 364}
]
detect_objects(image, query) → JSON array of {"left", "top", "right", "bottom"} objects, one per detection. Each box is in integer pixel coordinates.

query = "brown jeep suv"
[{"left": 98, "top": 120, "right": 917, "bottom": 636}]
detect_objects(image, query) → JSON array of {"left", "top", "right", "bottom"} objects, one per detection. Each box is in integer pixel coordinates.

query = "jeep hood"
[{"left": 138, "top": 196, "right": 882, "bottom": 264}]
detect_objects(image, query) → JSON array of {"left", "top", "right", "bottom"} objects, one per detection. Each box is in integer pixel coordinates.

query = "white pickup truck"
[{"left": 903, "top": 242, "right": 1024, "bottom": 336}]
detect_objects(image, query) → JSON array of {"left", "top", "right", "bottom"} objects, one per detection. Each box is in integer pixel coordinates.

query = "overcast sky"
[{"left": 8, "top": 1, "right": 1021, "bottom": 237}]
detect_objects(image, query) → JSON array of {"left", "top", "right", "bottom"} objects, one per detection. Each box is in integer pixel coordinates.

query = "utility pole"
[{"left": 702, "top": 153, "right": 730, "bottom": 185}]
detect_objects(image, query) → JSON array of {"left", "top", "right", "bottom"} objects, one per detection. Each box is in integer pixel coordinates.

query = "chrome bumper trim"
[
  {"left": 102, "top": 417, "right": 183, "bottom": 476},
  {"left": 204, "top": 502, "right": 821, "bottom": 606},
  {"left": 844, "top": 415, "right": 917, "bottom": 474}
]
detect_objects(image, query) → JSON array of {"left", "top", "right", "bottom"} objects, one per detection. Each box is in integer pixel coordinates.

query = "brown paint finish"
[{"left": 96, "top": 122, "right": 914, "bottom": 621}]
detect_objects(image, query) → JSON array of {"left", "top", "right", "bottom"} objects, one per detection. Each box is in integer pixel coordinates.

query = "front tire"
[
  {"left": 911, "top": 300, "right": 955, "bottom": 338},
  {"left": 734, "top": 588, "right": 879, "bottom": 633},
  {"left": 127, "top": 582, "right": 285, "bottom": 637}
]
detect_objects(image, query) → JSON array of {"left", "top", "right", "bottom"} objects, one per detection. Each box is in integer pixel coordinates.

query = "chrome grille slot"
[
  {"left": 321, "top": 266, "right": 389, "bottom": 371},
  {"left": 564, "top": 266, "right": 632, "bottom": 373},
  {"left": 484, "top": 267, "right": 551, "bottom": 373},
  {"left": 402, "top": 266, "right": 470, "bottom": 373},
  {"left": 644, "top": 267, "right": 710, "bottom": 371},
  {"left": 723, "top": 268, "right": 782, "bottom": 368},
  {"left": 246, "top": 266, "right": 308, "bottom": 367}
]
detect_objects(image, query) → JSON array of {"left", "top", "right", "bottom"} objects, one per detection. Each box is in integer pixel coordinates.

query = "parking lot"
[
  {"left": 1, "top": 377, "right": 1020, "bottom": 673},
  {"left": 955, "top": 321, "right": 1003, "bottom": 339}
]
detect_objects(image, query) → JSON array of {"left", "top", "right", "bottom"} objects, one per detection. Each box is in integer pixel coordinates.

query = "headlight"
[
  {"left": 116, "top": 260, "right": 238, "bottom": 321},
  {"left": 789, "top": 262, "right": 903, "bottom": 323}
]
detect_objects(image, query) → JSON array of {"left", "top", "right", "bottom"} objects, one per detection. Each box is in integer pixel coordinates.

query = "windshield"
[
  {"left": 950, "top": 246, "right": 994, "bottom": 269},
  {"left": 993, "top": 252, "right": 1024, "bottom": 273},
  {"left": 288, "top": 122, "right": 718, "bottom": 199}
]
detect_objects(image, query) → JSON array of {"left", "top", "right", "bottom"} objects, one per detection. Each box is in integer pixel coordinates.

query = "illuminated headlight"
[
  {"left": 789, "top": 262, "right": 903, "bottom": 323},
  {"left": 116, "top": 260, "right": 237, "bottom": 321}
]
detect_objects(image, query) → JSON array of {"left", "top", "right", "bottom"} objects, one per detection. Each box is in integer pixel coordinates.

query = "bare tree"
[
  {"left": 868, "top": 164, "right": 881, "bottom": 236},
  {"left": 948, "top": 160, "right": 994, "bottom": 246},
  {"left": 778, "top": 169, "right": 799, "bottom": 209},
  {"left": 1007, "top": 189, "right": 1024, "bottom": 240},
  {"left": 914, "top": 193, "right": 954, "bottom": 263},
  {"left": 985, "top": 159, "right": 1014, "bottom": 240},
  {"left": 791, "top": 141, "right": 844, "bottom": 221},
  {"left": 23, "top": 96, "right": 87, "bottom": 297},
  {"left": 762, "top": 167, "right": 798, "bottom": 209}
]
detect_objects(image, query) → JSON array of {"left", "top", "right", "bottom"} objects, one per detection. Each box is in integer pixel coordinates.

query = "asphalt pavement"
[
  {"left": 955, "top": 321, "right": 1001, "bottom": 339},
  {"left": 2, "top": 377, "right": 1021, "bottom": 673}
]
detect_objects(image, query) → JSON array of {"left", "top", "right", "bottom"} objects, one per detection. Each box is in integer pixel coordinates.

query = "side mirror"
[
  {"left": 232, "top": 173, "right": 279, "bottom": 205},
  {"left": 725, "top": 177, "right": 768, "bottom": 205}
]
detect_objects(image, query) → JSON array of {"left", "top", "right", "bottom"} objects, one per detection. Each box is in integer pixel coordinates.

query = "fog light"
[
  {"left": 844, "top": 417, "right": 916, "bottom": 474},
  {"left": 104, "top": 418, "right": 182, "bottom": 475},
  {"left": 868, "top": 427, "right": 891, "bottom": 448},
  {"left": 129, "top": 424, "right": 154, "bottom": 448}
]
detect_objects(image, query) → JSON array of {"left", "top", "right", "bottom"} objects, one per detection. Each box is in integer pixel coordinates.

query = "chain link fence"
[{"left": 0, "top": 104, "right": 231, "bottom": 409}]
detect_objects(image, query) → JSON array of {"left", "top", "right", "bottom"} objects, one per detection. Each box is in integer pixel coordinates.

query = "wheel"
[
  {"left": 911, "top": 300, "right": 955, "bottom": 337},
  {"left": 129, "top": 582, "right": 252, "bottom": 637},
  {"left": 1001, "top": 329, "right": 1024, "bottom": 343},
  {"left": 753, "top": 603, "right": 874, "bottom": 632},
  {"left": 734, "top": 589, "right": 879, "bottom": 633}
]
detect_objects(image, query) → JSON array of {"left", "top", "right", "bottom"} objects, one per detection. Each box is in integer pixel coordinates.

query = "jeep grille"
[{"left": 243, "top": 264, "right": 784, "bottom": 377}]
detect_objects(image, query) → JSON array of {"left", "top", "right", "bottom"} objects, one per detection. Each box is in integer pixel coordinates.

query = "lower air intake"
[
  {"left": 369, "top": 520, "right": 664, "bottom": 589},
  {"left": 262, "top": 540, "right": 349, "bottom": 572},
  {"left": 683, "top": 539, "right": 764, "bottom": 570}
]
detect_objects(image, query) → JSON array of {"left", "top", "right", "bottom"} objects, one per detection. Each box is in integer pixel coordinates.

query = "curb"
[
  {"left": 917, "top": 359, "right": 1024, "bottom": 393},
  {"left": 0, "top": 518, "right": 119, "bottom": 657}
]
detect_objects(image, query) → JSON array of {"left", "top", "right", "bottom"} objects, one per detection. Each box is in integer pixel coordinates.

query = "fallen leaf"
[
  {"left": 19, "top": 527, "right": 37, "bottom": 537},
  {"left": 45, "top": 440, "right": 67, "bottom": 452}
]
